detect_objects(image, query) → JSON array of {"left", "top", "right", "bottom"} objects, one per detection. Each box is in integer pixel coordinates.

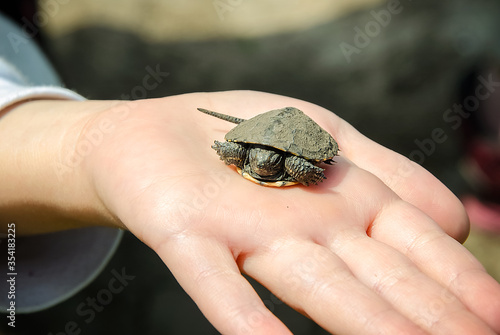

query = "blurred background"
[{"left": 1, "top": 0, "right": 500, "bottom": 334}]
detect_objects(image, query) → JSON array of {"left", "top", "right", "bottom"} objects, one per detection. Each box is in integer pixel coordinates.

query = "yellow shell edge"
[{"left": 236, "top": 167, "right": 298, "bottom": 187}]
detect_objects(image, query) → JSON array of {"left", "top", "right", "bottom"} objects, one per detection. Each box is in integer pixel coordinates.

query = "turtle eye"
[{"left": 267, "top": 152, "right": 283, "bottom": 167}]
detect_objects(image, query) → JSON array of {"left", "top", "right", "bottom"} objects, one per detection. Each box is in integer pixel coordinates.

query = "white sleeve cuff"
[{"left": 0, "top": 58, "right": 86, "bottom": 111}]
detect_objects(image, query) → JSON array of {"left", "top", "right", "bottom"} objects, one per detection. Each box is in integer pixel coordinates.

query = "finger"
[
  {"left": 155, "top": 234, "right": 292, "bottom": 335},
  {"left": 371, "top": 200, "right": 500, "bottom": 333},
  {"left": 335, "top": 121, "right": 469, "bottom": 242},
  {"left": 329, "top": 232, "right": 496, "bottom": 334},
  {"left": 243, "top": 239, "right": 426, "bottom": 335}
]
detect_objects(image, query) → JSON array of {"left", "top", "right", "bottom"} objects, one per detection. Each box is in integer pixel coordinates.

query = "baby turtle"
[{"left": 198, "top": 107, "right": 338, "bottom": 187}]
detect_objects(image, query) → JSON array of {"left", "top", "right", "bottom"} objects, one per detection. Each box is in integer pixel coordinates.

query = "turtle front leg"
[
  {"left": 211, "top": 141, "right": 246, "bottom": 169},
  {"left": 284, "top": 155, "right": 325, "bottom": 186}
]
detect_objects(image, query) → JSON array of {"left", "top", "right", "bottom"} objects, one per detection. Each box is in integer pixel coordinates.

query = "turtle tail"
[{"left": 197, "top": 108, "right": 246, "bottom": 124}]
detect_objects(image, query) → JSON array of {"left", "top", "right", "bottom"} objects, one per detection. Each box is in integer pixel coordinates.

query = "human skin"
[{"left": 0, "top": 90, "right": 499, "bottom": 334}]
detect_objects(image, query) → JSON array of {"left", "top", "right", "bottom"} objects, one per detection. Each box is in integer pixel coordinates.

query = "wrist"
[{"left": 0, "top": 99, "right": 122, "bottom": 234}]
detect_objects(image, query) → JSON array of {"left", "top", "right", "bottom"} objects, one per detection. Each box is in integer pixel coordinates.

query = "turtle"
[{"left": 198, "top": 106, "right": 339, "bottom": 187}]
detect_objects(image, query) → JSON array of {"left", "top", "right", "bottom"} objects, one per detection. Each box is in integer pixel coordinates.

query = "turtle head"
[{"left": 248, "top": 146, "right": 284, "bottom": 177}]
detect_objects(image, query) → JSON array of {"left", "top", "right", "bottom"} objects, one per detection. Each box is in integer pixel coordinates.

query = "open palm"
[{"left": 84, "top": 91, "right": 500, "bottom": 334}]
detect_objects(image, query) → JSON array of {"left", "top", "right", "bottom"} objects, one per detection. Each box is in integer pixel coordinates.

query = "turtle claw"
[{"left": 323, "top": 159, "right": 336, "bottom": 165}]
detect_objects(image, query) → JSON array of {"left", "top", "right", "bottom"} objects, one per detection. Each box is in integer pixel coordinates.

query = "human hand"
[{"left": 24, "top": 91, "right": 500, "bottom": 334}]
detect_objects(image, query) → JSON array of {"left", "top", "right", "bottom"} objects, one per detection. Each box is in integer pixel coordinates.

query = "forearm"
[{"left": 0, "top": 99, "right": 121, "bottom": 235}]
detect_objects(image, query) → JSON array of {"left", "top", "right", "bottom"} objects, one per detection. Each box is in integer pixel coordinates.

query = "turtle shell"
[{"left": 225, "top": 107, "right": 338, "bottom": 161}]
